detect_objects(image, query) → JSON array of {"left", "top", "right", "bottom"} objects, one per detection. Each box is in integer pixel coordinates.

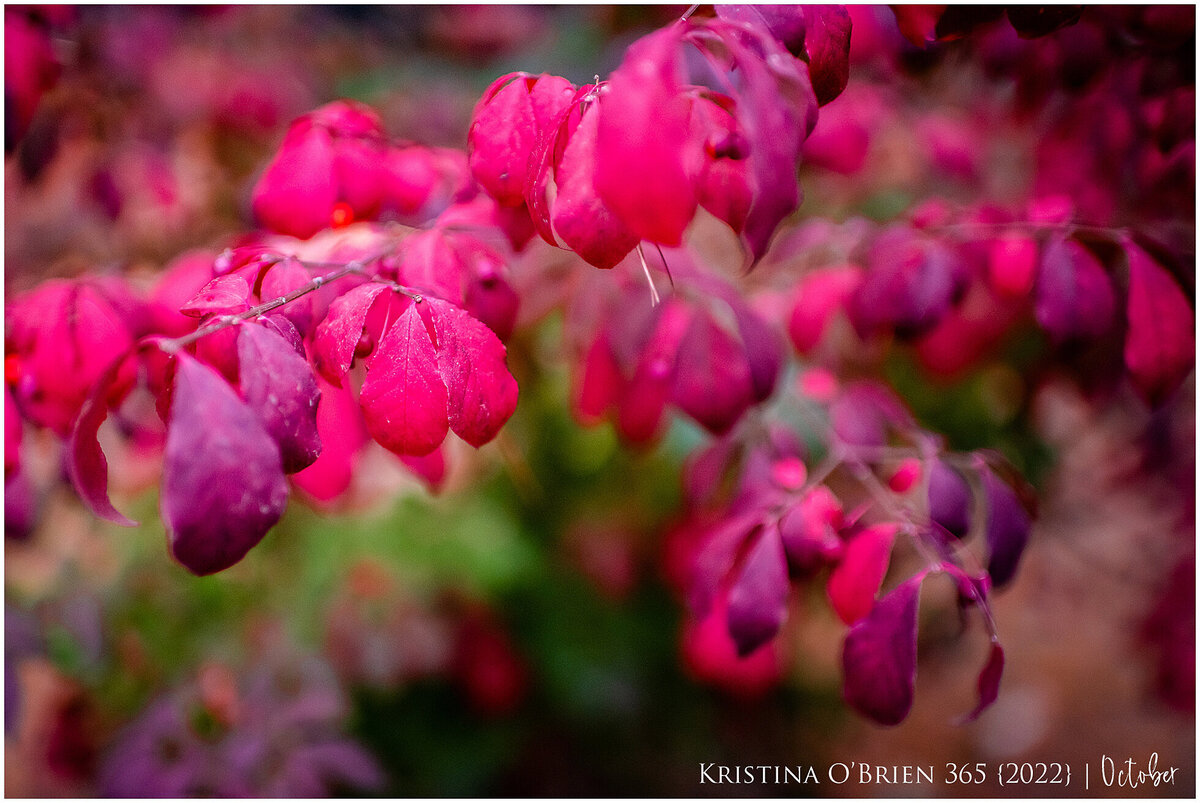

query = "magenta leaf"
[
  {"left": 260, "top": 259, "right": 316, "bottom": 335},
  {"left": 732, "top": 301, "right": 783, "bottom": 403},
  {"left": 311, "top": 282, "right": 389, "bottom": 385},
  {"left": 830, "top": 381, "right": 913, "bottom": 448},
  {"left": 425, "top": 297, "right": 519, "bottom": 448},
  {"left": 981, "top": 468, "right": 1031, "bottom": 588},
  {"left": 251, "top": 122, "right": 338, "bottom": 239},
  {"left": 778, "top": 486, "right": 843, "bottom": 573},
  {"left": 671, "top": 312, "right": 754, "bottom": 435},
  {"left": 800, "top": 5, "right": 852, "bottom": 106},
  {"left": 66, "top": 351, "right": 138, "bottom": 527},
  {"left": 787, "top": 265, "right": 861, "bottom": 353},
  {"left": 595, "top": 25, "right": 697, "bottom": 246},
  {"left": 849, "top": 226, "right": 963, "bottom": 338},
  {"left": 360, "top": 303, "right": 449, "bottom": 457},
  {"left": 927, "top": 458, "right": 971, "bottom": 539},
  {"left": 842, "top": 575, "right": 922, "bottom": 726},
  {"left": 237, "top": 323, "right": 322, "bottom": 474},
  {"left": 827, "top": 523, "right": 896, "bottom": 625},
  {"left": 180, "top": 274, "right": 251, "bottom": 318},
  {"left": 1123, "top": 241, "right": 1195, "bottom": 406},
  {"left": 161, "top": 353, "right": 288, "bottom": 575},
  {"left": 689, "top": 513, "right": 760, "bottom": 618},
  {"left": 726, "top": 521, "right": 790, "bottom": 656},
  {"left": 550, "top": 100, "right": 641, "bottom": 270},
  {"left": 960, "top": 642, "right": 1005, "bottom": 723},
  {"left": 688, "top": 93, "right": 754, "bottom": 233},
  {"left": 1034, "top": 236, "right": 1116, "bottom": 343}
]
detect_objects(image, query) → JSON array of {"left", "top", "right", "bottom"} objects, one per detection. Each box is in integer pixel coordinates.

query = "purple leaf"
[
  {"left": 1034, "top": 236, "right": 1116, "bottom": 343},
  {"left": 1123, "top": 241, "right": 1195, "bottom": 406},
  {"left": 66, "top": 350, "right": 137, "bottom": 527},
  {"left": 726, "top": 521, "right": 790, "bottom": 656},
  {"left": 425, "top": 297, "right": 519, "bottom": 448},
  {"left": 689, "top": 513, "right": 759, "bottom": 619},
  {"left": 237, "top": 323, "right": 322, "bottom": 473},
  {"left": 927, "top": 458, "right": 971, "bottom": 539},
  {"left": 960, "top": 642, "right": 1004, "bottom": 723},
  {"left": 359, "top": 303, "right": 449, "bottom": 457},
  {"left": 842, "top": 575, "right": 922, "bottom": 726},
  {"left": 162, "top": 353, "right": 288, "bottom": 575},
  {"left": 311, "top": 282, "right": 389, "bottom": 385},
  {"left": 830, "top": 381, "right": 913, "bottom": 448},
  {"left": 732, "top": 301, "right": 783, "bottom": 403},
  {"left": 828, "top": 523, "right": 896, "bottom": 625},
  {"left": 596, "top": 25, "right": 697, "bottom": 246},
  {"left": 850, "top": 226, "right": 962, "bottom": 338},
  {"left": 715, "top": 5, "right": 807, "bottom": 56},
  {"left": 800, "top": 5, "right": 852, "bottom": 105},
  {"left": 981, "top": 468, "right": 1031, "bottom": 588},
  {"left": 671, "top": 312, "right": 754, "bottom": 435}
]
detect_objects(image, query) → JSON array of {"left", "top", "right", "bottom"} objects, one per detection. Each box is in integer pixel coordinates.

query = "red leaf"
[
  {"left": 801, "top": 5, "right": 852, "bottom": 106},
  {"left": 251, "top": 122, "right": 338, "bottom": 239},
  {"left": 827, "top": 523, "right": 896, "bottom": 625},
  {"left": 595, "top": 25, "right": 697, "bottom": 246},
  {"left": 360, "top": 303, "right": 449, "bottom": 457},
  {"left": 842, "top": 575, "right": 922, "bottom": 725},
  {"left": 468, "top": 73, "right": 539, "bottom": 207},
  {"left": 237, "top": 323, "right": 322, "bottom": 474},
  {"left": 162, "top": 353, "right": 288, "bottom": 575},
  {"left": 981, "top": 468, "right": 1031, "bottom": 588},
  {"left": 424, "top": 298, "right": 518, "bottom": 448},
  {"left": 1124, "top": 241, "right": 1195, "bottom": 406},
  {"left": 260, "top": 259, "right": 316, "bottom": 335},
  {"left": 1034, "top": 236, "right": 1116, "bottom": 343},
  {"left": 671, "top": 312, "right": 755, "bottom": 435}
]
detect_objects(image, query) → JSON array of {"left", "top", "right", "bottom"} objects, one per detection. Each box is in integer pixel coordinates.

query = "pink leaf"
[
  {"left": 291, "top": 379, "right": 369, "bottom": 504},
  {"left": 162, "top": 353, "right": 288, "bottom": 575},
  {"left": 237, "top": 323, "right": 322, "bottom": 474},
  {"left": 551, "top": 102, "right": 641, "bottom": 270},
  {"left": 260, "top": 259, "right": 316, "bottom": 335},
  {"left": 595, "top": 25, "right": 697, "bottom": 246},
  {"left": 787, "top": 265, "right": 861, "bottom": 353},
  {"left": 179, "top": 274, "right": 251, "bottom": 318},
  {"left": 778, "top": 486, "right": 843, "bottom": 572},
  {"left": 468, "top": 73, "right": 539, "bottom": 207},
  {"left": 827, "top": 523, "right": 896, "bottom": 625},
  {"left": 251, "top": 122, "right": 338, "bottom": 239},
  {"left": 689, "top": 513, "right": 760, "bottom": 618},
  {"left": 1124, "top": 242, "right": 1195, "bottom": 406},
  {"left": 726, "top": 521, "right": 790, "bottom": 656},
  {"left": 842, "top": 575, "right": 922, "bottom": 726},
  {"left": 928, "top": 458, "right": 971, "bottom": 539},
  {"left": 359, "top": 303, "right": 449, "bottom": 457},
  {"left": 575, "top": 334, "right": 621, "bottom": 422},
  {"left": 425, "top": 297, "right": 519, "bottom": 448},
  {"left": 66, "top": 351, "right": 138, "bottom": 527},
  {"left": 311, "top": 283, "right": 390, "bottom": 385}
]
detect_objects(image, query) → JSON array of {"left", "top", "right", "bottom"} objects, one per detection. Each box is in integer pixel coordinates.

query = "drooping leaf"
[
  {"left": 311, "top": 282, "right": 389, "bottom": 385},
  {"left": 960, "top": 642, "right": 1005, "bottom": 723},
  {"left": 260, "top": 259, "right": 317, "bottom": 336},
  {"left": 800, "top": 5, "right": 852, "bottom": 105},
  {"left": 927, "top": 458, "right": 971, "bottom": 539},
  {"left": 161, "top": 353, "right": 288, "bottom": 575},
  {"left": 981, "top": 468, "right": 1031, "bottom": 588},
  {"left": 850, "top": 226, "right": 963, "bottom": 338},
  {"left": 251, "top": 122, "right": 338, "bottom": 240},
  {"left": 237, "top": 323, "right": 322, "bottom": 473},
  {"left": 425, "top": 297, "right": 519, "bottom": 448},
  {"left": 596, "top": 25, "right": 697, "bottom": 246},
  {"left": 551, "top": 100, "right": 641, "bottom": 270},
  {"left": 671, "top": 311, "right": 754, "bottom": 435},
  {"left": 359, "top": 303, "right": 449, "bottom": 457},
  {"left": 830, "top": 381, "right": 913, "bottom": 448},
  {"left": 732, "top": 301, "right": 784, "bottom": 403},
  {"left": 787, "top": 265, "right": 861, "bottom": 353},
  {"left": 827, "top": 523, "right": 896, "bottom": 625},
  {"left": 715, "top": 5, "right": 807, "bottom": 56},
  {"left": 778, "top": 486, "right": 843, "bottom": 572},
  {"left": 1034, "top": 236, "right": 1116, "bottom": 343},
  {"left": 842, "top": 575, "right": 923, "bottom": 726},
  {"left": 66, "top": 350, "right": 138, "bottom": 527},
  {"left": 726, "top": 521, "right": 790, "bottom": 656},
  {"left": 1123, "top": 241, "right": 1195, "bottom": 406}
]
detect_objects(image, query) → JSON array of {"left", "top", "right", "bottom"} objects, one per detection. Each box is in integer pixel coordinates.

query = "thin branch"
[{"left": 636, "top": 243, "right": 662, "bottom": 306}]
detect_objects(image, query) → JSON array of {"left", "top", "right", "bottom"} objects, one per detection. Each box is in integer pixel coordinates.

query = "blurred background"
[{"left": 5, "top": 5, "right": 1194, "bottom": 797}]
